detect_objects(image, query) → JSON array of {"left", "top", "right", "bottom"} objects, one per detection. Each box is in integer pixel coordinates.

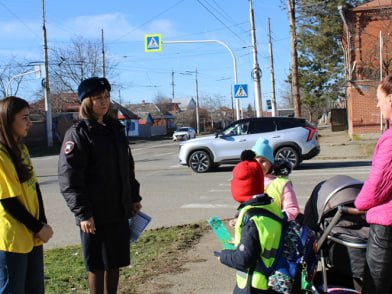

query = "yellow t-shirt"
[{"left": 0, "top": 144, "right": 43, "bottom": 253}]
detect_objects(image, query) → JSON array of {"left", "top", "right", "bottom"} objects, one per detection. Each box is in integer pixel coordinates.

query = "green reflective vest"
[
  {"left": 234, "top": 201, "right": 283, "bottom": 291},
  {"left": 264, "top": 177, "right": 290, "bottom": 207}
]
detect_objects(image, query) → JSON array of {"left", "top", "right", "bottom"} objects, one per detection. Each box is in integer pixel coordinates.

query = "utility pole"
[
  {"left": 268, "top": 17, "right": 277, "bottom": 117},
  {"left": 195, "top": 69, "right": 200, "bottom": 135},
  {"left": 249, "top": 0, "right": 263, "bottom": 117},
  {"left": 231, "top": 90, "right": 235, "bottom": 121},
  {"left": 42, "top": 0, "right": 52, "bottom": 147},
  {"left": 171, "top": 69, "right": 175, "bottom": 101},
  {"left": 288, "top": 0, "right": 301, "bottom": 117},
  {"left": 101, "top": 29, "right": 106, "bottom": 77}
]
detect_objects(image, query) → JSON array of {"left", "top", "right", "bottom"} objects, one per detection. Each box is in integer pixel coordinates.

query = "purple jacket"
[{"left": 355, "top": 127, "right": 392, "bottom": 226}]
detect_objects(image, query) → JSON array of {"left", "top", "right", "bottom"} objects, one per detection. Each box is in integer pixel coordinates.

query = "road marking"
[
  {"left": 181, "top": 204, "right": 236, "bottom": 209},
  {"left": 156, "top": 152, "right": 176, "bottom": 156},
  {"left": 293, "top": 170, "right": 369, "bottom": 176},
  {"left": 31, "top": 155, "right": 59, "bottom": 161},
  {"left": 170, "top": 164, "right": 183, "bottom": 168},
  {"left": 200, "top": 195, "right": 229, "bottom": 200},
  {"left": 210, "top": 189, "right": 231, "bottom": 193},
  {"left": 132, "top": 142, "right": 178, "bottom": 151}
]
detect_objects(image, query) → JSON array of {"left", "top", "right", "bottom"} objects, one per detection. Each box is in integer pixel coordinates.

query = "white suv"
[{"left": 178, "top": 117, "right": 320, "bottom": 173}]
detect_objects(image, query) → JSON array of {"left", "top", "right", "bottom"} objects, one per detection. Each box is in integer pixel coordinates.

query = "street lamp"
[{"left": 5, "top": 66, "right": 42, "bottom": 96}]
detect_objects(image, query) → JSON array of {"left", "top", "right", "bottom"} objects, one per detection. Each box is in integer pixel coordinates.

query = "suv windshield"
[{"left": 177, "top": 128, "right": 189, "bottom": 132}]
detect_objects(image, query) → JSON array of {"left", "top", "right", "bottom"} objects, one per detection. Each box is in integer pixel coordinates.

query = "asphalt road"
[{"left": 33, "top": 137, "right": 372, "bottom": 250}]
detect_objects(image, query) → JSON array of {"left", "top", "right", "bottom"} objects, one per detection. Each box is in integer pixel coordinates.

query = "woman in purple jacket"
[{"left": 354, "top": 74, "right": 392, "bottom": 294}]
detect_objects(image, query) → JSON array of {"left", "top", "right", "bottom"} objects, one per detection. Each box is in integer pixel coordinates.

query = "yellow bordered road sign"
[{"left": 145, "top": 34, "right": 162, "bottom": 52}]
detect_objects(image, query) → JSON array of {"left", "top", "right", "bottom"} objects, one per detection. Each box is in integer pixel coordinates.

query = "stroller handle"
[
  {"left": 340, "top": 206, "right": 366, "bottom": 215},
  {"left": 315, "top": 205, "right": 366, "bottom": 252}
]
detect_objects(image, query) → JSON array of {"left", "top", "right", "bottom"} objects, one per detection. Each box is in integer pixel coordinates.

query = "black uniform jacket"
[{"left": 58, "top": 117, "right": 141, "bottom": 226}]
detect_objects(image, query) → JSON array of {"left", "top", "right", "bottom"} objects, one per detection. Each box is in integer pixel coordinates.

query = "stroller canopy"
[{"left": 303, "top": 175, "right": 364, "bottom": 231}]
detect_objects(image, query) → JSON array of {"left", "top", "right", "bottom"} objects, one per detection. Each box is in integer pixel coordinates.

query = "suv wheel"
[
  {"left": 275, "top": 146, "right": 299, "bottom": 169},
  {"left": 189, "top": 150, "right": 212, "bottom": 173}
]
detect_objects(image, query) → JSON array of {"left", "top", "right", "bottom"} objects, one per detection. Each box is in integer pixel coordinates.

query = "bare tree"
[
  {"left": 355, "top": 20, "right": 392, "bottom": 80},
  {"left": 0, "top": 57, "right": 33, "bottom": 97},
  {"left": 49, "top": 36, "right": 109, "bottom": 94},
  {"left": 200, "top": 94, "right": 232, "bottom": 130},
  {"left": 279, "top": 83, "right": 294, "bottom": 109},
  {"left": 154, "top": 94, "right": 171, "bottom": 105}
]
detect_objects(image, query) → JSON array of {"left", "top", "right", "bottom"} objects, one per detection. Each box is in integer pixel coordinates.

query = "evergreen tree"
[{"left": 293, "top": 0, "right": 366, "bottom": 116}]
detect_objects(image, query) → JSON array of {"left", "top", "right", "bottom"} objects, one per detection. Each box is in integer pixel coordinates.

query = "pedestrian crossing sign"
[
  {"left": 145, "top": 34, "right": 162, "bottom": 52},
  {"left": 234, "top": 84, "right": 248, "bottom": 98}
]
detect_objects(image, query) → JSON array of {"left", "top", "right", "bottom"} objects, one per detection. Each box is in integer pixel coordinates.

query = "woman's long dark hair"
[{"left": 0, "top": 96, "right": 33, "bottom": 183}]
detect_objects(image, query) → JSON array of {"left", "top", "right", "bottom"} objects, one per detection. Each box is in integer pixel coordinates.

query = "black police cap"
[{"left": 77, "top": 77, "right": 111, "bottom": 102}]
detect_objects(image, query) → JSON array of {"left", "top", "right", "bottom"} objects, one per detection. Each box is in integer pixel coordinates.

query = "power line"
[
  {"left": 112, "top": 0, "right": 185, "bottom": 43},
  {"left": 0, "top": 0, "right": 40, "bottom": 38},
  {"left": 196, "top": 0, "right": 248, "bottom": 45},
  {"left": 210, "top": 0, "right": 240, "bottom": 26}
]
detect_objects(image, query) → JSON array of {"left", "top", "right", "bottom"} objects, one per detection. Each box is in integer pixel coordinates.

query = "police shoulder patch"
[{"left": 64, "top": 141, "right": 75, "bottom": 154}]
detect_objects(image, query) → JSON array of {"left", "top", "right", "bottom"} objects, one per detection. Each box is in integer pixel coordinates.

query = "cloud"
[
  {"left": 48, "top": 13, "right": 178, "bottom": 42},
  {"left": 0, "top": 12, "right": 179, "bottom": 63},
  {"left": 0, "top": 20, "right": 41, "bottom": 40}
]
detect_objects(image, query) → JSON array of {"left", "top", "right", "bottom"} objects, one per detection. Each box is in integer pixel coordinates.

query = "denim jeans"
[{"left": 0, "top": 245, "right": 44, "bottom": 294}]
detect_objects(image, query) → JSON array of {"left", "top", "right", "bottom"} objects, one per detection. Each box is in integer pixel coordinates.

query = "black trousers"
[{"left": 362, "top": 224, "right": 392, "bottom": 294}]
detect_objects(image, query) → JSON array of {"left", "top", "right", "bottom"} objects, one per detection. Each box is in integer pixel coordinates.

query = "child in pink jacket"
[
  {"left": 252, "top": 138, "right": 300, "bottom": 221},
  {"left": 354, "top": 74, "right": 392, "bottom": 294}
]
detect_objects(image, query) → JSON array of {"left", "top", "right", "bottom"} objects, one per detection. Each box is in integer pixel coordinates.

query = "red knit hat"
[{"left": 231, "top": 160, "right": 264, "bottom": 203}]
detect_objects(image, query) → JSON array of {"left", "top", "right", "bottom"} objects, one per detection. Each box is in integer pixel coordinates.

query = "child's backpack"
[
  {"left": 268, "top": 220, "right": 318, "bottom": 294},
  {"left": 243, "top": 209, "right": 318, "bottom": 294}
]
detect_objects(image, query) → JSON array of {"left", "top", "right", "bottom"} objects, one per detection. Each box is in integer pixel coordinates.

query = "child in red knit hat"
[
  {"left": 231, "top": 149, "right": 265, "bottom": 203},
  {"left": 216, "top": 149, "right": 284, "bottom": 293}
]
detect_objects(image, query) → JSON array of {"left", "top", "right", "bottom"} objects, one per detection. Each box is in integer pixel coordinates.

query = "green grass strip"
[{"left": 44, "top": 223, "right": 209, "bottom": 293}]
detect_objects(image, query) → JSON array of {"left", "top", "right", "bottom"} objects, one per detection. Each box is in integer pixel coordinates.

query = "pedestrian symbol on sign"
[
  {"left": 145, "top": 34, "right": 162, "bottom": 52},
  {"left": 234, "top": 84, "right": 248, "bottom": 98}
]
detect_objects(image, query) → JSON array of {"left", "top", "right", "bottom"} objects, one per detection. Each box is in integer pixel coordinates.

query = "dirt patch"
[{"left": 131, "top": 249, "right": 206, "bottom": 293}]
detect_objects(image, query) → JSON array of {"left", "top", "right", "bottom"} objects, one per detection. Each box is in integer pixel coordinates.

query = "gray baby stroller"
[{"left": 303, "top": 175, "right": 369, "bottom": 294}]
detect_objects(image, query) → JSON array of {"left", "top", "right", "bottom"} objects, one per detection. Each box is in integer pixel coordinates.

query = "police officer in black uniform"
[{"left": 58, "top": 77, "right": 142, "bottom": 294}]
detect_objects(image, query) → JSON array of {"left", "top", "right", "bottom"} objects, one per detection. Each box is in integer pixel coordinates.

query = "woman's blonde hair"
[{"left": 78, "top": 91, "right": 111, "bottom": 120}]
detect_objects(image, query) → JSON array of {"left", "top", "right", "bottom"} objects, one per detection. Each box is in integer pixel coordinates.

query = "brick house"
[{"left": 341, "top": 0, "right": 392, "bottom": 137}]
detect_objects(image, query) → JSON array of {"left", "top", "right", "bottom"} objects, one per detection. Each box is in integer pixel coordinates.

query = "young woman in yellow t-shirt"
[{"left": 0, "top": 96, "right": 53, "bottom": 293}]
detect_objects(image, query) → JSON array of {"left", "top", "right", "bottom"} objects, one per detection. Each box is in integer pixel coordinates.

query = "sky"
[{"left": 0, "top": 0, "right": 292, "bottom": 111}]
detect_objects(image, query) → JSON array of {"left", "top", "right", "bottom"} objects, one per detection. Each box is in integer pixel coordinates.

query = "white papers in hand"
[{"left": 128, "top": 211, "right": 151, "bottom": 242}]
